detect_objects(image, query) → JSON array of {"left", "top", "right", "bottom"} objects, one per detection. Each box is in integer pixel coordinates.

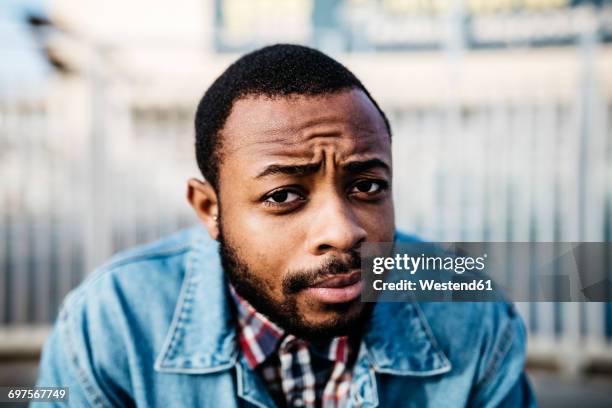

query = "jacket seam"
[
  {"left": 100, "top": 244, "right": 191, "bottom": 271},
  {"left": 474, "top": 311, "right": 517, "bottom": 391},
  {"left": 61, "top": 309, "right": 112, "bottom": 408},
  {"left": 63, "top": 245, "right": 190, "bottom": 310},
  {"left": 154, "top": 239, "right": 199, "bottom": 370}
]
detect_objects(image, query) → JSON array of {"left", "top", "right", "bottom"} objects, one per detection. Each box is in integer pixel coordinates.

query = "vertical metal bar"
[
  {"left": 578, "top": 12, "right": 608, "bottom": 350},
  {"left": 0, "top": 104, "right": 7, "bottom": 324},
  {"left": 83, "top": 45, "right": 112, "bottom": 275},
  {"left": 556, "top": 13, "right": 601, "bottom": 375},
  {"left": 11, "top": 102, "right": 30, "bottom": 324},
  {"left": 33, "top": 103, "right": 52, "bottom": 324},
  {"left": 533, "top": 98, "right": 559, "bottom": 343}
]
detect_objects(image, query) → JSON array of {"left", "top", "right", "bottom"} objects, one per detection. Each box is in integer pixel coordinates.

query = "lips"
[
  {"left": 304, "top": 270, "right": 363, "bottom": 304},
  {"left": 311, "top": 270, "right": 361, "bottom": 288}
]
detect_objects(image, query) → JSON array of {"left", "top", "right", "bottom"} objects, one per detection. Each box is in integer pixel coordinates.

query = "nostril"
[{"left": 318, "top": 244, "right": 332, "bottom": 251}]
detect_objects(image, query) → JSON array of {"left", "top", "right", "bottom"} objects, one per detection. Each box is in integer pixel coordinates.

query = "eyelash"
[
  {"left": 261, "top": 179, "right": 389, "bottom": 210},
  {"left": 262, "top": 187, "right": 305, "bottom": 209}
]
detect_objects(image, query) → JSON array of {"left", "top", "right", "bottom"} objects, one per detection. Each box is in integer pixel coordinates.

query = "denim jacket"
[{"left": 35, "top": 226, "right": 535, "bottom": 407}]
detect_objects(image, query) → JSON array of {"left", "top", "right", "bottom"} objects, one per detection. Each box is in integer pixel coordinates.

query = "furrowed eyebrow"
[
  {"left": 255, "top": 158, "right": 389, "bottom": 179},
  {"left": 342, "top": 158, "right": 390, "bottom": 175},
  {"left": 256, "top": 162, "right": 322, "bottom": 179}
]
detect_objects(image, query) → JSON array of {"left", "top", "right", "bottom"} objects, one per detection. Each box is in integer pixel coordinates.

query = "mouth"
[{"left": 304, "top": 270, "right": 363, "bottom": 304}]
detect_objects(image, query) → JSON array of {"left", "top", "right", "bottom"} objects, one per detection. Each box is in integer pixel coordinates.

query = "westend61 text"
[{"left": 372, "top": 279, "right": 493, "bottom": 292}]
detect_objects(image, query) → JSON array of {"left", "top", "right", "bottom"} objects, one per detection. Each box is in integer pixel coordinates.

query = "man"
[{"left": 35, "top": 44, "right": 535, "bottom": 407}]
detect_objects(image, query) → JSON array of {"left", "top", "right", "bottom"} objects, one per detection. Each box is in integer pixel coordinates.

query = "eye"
[
  {"left": 351, "top": 180, "right": 384, "bottom": 194},
  {"left": 265, "top": 189, "right": 302, "bottom": 204}
]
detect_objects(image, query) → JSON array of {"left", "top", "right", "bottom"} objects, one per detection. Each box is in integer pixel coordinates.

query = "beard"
[{"left": 217, "top": 218, "right": 372, "bottom": 341}]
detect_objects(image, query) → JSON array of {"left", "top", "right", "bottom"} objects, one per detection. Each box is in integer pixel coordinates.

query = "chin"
[
  {"left": 297, "top": 299, "right": 370, "bottom": 339},
  {"left": 302, "top": 294, "right": 364, "bottom": 315}
]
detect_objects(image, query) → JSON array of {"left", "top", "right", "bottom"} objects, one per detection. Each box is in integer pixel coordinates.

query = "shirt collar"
[
  {"left": 154, "top": 226, "right": 451, "bottom": 377},
  {"left": 229, "top": 284, "right": 284, "bottom": 368}
]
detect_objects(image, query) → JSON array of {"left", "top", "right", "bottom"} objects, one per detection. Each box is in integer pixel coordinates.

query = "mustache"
[{"left": 282, "top": 250, "right": 361, "bottom": 295}]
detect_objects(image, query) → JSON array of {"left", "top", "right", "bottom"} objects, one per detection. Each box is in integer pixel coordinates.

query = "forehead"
[{"left": 219, "top": 89, "right": 390, "bottom": 160}]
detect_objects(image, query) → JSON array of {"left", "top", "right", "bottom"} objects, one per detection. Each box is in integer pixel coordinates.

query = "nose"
[{"left": 306, "top": 195, "right": 367, "bottom": 256}]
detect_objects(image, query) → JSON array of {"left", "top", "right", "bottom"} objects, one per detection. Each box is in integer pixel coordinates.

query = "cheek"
[
  {"left": 221, "top": 201, "right": 300, "bottom": 290},
  {"left": 226, "top": 208, "right": 301, "bottom": 256}
]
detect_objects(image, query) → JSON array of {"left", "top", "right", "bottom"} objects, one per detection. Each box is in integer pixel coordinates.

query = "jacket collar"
[
  {"left": 154, "top": 227, "right": 237, "bottom": 373},
  {"left": 154, "top": 226, "right": 451, "bottom": 377}
]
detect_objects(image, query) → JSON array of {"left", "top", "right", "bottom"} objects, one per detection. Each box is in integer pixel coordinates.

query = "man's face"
[{"left": 215, "top": 89, "right": 394, "bottom": 339}]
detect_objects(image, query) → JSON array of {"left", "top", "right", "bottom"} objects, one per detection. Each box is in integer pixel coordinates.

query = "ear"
[{"left": 187, "top": 178, "right": 220, "bottom": 240}]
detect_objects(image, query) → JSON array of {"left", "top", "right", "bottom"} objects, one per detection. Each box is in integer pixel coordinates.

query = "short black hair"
[{"left": 194, "top": 44, "right": 391, "bottom": 189}]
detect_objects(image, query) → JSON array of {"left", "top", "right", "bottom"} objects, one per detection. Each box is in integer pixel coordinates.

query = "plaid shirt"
[{"left": 229, "top": 286, "right": 356, "bottom": 408}]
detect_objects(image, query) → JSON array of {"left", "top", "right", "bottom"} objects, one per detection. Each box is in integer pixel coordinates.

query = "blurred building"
[{"left": 1, "top": 0, "right": 612, "bottom": 385}]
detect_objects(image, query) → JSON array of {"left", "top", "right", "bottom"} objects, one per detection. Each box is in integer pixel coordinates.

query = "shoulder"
[
  {"left": 392, "top": 230, "right": 525, "bottom": 354},
  {"left": 57, "top": 226, "right": 214, "bottom": 350},
  {"left": 394, "top": 229, "right": 423, "bottom": 243},
  {"left": 417, "top": 301, "right": 523, "bottom": 348},
  {"left": 62, "top": 226, "right": 203, "bottom": 311},
  {"left": 417, "top": 301, "right": 527, "bottom": 383},
  {"left": 38, "top": 227, "right": 217, "bottom": 405}
]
